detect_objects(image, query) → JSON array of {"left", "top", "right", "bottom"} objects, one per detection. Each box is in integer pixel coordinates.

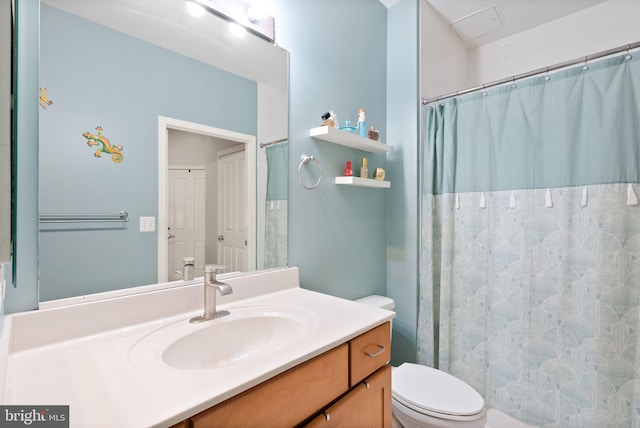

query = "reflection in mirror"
[
  {"left": 0, "top": 1, "right": 11, "bottom": 267},
  {"left": 158, "top": 117, "right": 257, "bottom": 283},
  {"left": 261, "top": 139, "right": 288, "bottom": 269},
  {"left": 38, "top": 0, "right": 288, "bottom": 303}
]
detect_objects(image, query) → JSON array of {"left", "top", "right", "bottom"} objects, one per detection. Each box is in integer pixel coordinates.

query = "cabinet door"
[
  {"left": 305, "top": 365, "right": 392, "bottom": 428},
  {"left": 190, "top": 344, "right": 349, "bottom": 428}
]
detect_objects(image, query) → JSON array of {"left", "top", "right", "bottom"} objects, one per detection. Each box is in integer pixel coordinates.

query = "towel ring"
[{"left": 298, "top": 154, "right": 322, "bottom": 190}]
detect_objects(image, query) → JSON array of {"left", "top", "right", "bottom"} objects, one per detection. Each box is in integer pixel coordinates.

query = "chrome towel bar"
[{"left": 39, "top": 211, "right": 129, "bottom": 223}]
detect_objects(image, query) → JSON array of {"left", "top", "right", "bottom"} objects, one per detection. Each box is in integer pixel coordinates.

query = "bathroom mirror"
[{"left": 37, "top": 0, "right": 289, "bottom": 302}]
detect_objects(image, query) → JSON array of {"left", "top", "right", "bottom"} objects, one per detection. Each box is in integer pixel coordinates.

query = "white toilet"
[{"left": 355, "top": 295, "right": 487, "bottom": 428}]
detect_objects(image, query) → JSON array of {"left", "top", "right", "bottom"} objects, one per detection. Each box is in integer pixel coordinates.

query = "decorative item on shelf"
[
  {"left": 357, "top": 109, "right": 367, "bottom": 137},
  {"left": 374, "top": 167, "right": 385, "bottom": 181},
  {"left": 339, "top": 119, "right": 356, "bottom": 133},
  {"left": 344, "top": 161, "right": 353, "bottom": 176},
  {"left": 368, "top": 125, "right": 380, "bottom": 141},
  {"left": 360, "top": 157, "right": 369, "bottom": 179},
  {"left": 321, "top": 111, "right": 338, "bottom": 128}
]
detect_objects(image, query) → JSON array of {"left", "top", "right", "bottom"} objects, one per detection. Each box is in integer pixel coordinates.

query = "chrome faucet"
[{"left": 190, "top": 264, "right": 233, "bottom": 323}]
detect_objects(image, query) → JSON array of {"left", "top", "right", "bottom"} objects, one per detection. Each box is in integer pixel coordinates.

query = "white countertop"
[{"left": 3, "top": 268, "right": 394, "bottom": 427}]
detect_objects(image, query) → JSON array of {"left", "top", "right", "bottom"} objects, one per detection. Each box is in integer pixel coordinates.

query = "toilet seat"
[{"left": 392, "top": 363, "right": 485, "bottom": 421}]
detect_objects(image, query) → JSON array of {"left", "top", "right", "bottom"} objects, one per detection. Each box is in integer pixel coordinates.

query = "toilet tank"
[{"left": 354, "top": 295, "right": 395, "bottom": 311}]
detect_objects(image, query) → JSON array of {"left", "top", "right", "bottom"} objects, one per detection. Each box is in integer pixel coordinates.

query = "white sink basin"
[{"left": 129, "top": 305, "right": 318, "bottom": 370}]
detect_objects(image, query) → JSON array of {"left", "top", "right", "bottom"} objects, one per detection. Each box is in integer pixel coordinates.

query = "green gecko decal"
[{"left": 83, "top": 126, "right": 123, "bottom": 163}]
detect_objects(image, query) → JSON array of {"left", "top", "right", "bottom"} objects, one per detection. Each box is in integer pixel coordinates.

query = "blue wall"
[
  {"left": 38, "top": 5, "right": 257, "bottom": 300},
  {"left": 272, "top": 0, "right": 389, "bottom": 301},
  {"left": 386, "top": 0, "right": 420, "bottom": 364}
]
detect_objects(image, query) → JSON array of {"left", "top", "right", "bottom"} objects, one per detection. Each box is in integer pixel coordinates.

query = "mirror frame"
[{"left": 157, "top": 116, "right": 257, "bottom": 282}]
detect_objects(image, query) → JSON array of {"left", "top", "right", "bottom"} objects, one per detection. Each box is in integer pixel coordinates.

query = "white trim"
[
  {"left": 158, "top": 116, "right": 257, "bottom": 283},
  {"left": 168, "top": 165, "right": 206, "bottom": 171},
  {"left": 218, "top": 146, "right": 246, "bottom": 159}
]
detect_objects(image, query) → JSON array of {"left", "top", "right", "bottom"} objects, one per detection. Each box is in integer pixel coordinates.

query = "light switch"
[{"left": 139, "top": 216, "right": 155, "bottom": 232}]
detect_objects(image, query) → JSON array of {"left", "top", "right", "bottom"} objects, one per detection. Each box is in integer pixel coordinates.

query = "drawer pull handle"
[
  {"left": 364, "top": 344, "right": 385, "bottom": 358},
  {"left": 363, "top": 381, "right": 370, "bottom": 389},
  {"left": 323, "top": 412, "right": 330, "bottom": 422}
]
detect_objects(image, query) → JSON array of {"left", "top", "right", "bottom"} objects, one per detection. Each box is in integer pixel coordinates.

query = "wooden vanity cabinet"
[
  {"left": 181, "top": 322, "right": 391, "bottom": 428},
  {"left": 189, "top": 344, "right": 349, "bottom": 428},
  {"left": 304, "top": 365, "right": 391, "bottom": 428}
]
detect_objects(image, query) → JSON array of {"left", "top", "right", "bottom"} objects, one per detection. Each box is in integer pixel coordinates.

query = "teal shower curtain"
[
  {"left": 419, "top": 53, "right": 640, "bottom": 427},
  {"left": 264, "top": 142, "right": 288, "bottom": 268}
]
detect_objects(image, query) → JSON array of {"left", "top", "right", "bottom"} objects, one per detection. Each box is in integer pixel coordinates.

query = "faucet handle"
[
  {"left": 205, "top": 264, "right": 227, "bottom": 282},
  {"left": 205, "top": 264, "right": 227, "bottom": 273}
]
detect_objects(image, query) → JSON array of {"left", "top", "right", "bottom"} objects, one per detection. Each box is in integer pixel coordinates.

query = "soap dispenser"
[{"left": 360, "top": 158, "right": 369, "bottom": 179}]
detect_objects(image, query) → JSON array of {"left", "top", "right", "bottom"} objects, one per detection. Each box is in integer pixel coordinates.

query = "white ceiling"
[
  {"left": 378, "top": 0, "right": 610, "bottom": 47},
  {"left": 41, "top": 0, "right": 288, "bottom": 92},
  {"left": 43, "top": 0, "right": 610, "bottom": 84},
  {"left": 423, "top": 0, "right": 609, "bottom": 47}
]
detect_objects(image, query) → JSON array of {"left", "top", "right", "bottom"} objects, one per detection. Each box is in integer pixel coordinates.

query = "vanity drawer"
[
  {"left": 349, "top": 322, "right": 390, "bottom": 387},
  {"left": 190, "top": 344, "right": 349, "bottom": 428}
]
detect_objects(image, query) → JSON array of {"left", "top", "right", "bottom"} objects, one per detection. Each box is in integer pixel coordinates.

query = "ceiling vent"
[{"left": 450, "top": 5, "right": 504, "bottom": 41}]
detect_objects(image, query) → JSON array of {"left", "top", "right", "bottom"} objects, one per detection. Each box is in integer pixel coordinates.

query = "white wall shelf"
[
  {"left": 310, "top": 126, "right": 390, "bottom": 153},
  {"left": 335, "top": 176, "right": 390, "bottom": 188}
]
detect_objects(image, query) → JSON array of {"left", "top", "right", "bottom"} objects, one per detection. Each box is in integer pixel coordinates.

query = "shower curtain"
[
  {"left": 264, "top": 141, "right": 288, "bottom": 268},
  {"left": 419, "top": 53, "right": 640, "bottom": 427}
]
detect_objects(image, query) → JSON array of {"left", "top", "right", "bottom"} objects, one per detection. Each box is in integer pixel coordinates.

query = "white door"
[
  {"left": 217, "top": 148, "right": 247, "bottom": 272},
  {"left": 168, "top": 169, "right": 206, "bottom": 280}
]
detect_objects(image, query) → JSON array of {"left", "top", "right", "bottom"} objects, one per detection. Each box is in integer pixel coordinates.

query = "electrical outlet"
[{"left": 139, "top": 216, "right": 155, "bottom": 232}]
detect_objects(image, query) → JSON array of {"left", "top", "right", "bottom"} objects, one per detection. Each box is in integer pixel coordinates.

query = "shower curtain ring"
[
  {"left": 582, "top": 56, "right": 589, "bottom": 71},
  {"left": 544, "top": 67, "right": 551, "bottom": 81},
  {"left": 511, "top": 76, "right": 517, "bottom": 89},
  {"left": 625, "top": 45, "right": 632, "bottom": 60}
]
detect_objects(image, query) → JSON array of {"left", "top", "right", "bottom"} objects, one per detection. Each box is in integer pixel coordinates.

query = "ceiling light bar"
[{"left": 186, "top": 0, "right": 275, "bottom": 43}]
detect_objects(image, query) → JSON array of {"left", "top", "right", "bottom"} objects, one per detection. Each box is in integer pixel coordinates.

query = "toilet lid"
[{"left": 392, "top": 363, "right": 484, "bottom": 417}]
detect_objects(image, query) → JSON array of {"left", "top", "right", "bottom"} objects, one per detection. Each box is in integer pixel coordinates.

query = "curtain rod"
[
  {"left": 423, "top": 41, "right": 640, "bottom": 105},
  {"left": 259, "top": 137, "right": 288, "bottom": 148}
]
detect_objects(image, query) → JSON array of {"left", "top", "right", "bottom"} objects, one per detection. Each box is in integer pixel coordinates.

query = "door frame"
[{"left": 157, "top": 116, "right": 256, "bottom": 283}]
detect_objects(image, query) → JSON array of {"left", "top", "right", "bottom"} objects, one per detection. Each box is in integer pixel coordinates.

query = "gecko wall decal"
[
  {"left": 39, "top": 87, "right": 53, "bottom": 109},
  {"left": 82, "top": 126, "right": 124, "bottom": 163}
]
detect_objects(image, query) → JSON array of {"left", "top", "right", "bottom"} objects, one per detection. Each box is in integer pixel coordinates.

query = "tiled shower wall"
[
  {"left": 421, "top": 0, "right": 640, "bottom": 100},
  {"left": 420, "top": 0, "right": 468, "bottom": 100}
]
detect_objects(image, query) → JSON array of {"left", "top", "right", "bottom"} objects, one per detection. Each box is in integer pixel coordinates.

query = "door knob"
[{"left": 217, "top": 235, "right": 224, "bottom": 241}]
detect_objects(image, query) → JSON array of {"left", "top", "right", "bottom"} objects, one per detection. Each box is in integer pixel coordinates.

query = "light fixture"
[
  {"left": 246, "top": 1, "right": 269, "bottom": 23},
  {"left": 186, "top": 1, "right": 205, "bottom": 17},
  {"left": 185, "top": 0, "right": 275, "bottom": 43},
  {"left": 228, "top": 22, "right": 246, "bottom": 38}
]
